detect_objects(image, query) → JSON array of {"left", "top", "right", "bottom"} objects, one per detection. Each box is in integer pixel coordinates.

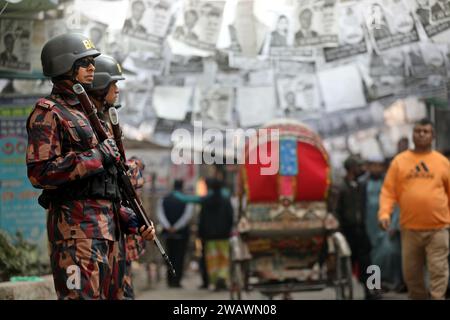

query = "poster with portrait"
[
  {"left": 430, "top": 0, "right": 450, "bottom": 23},
  {"left": 365, "top": 50, "right": 406, "bottom": 101},
  {"left": 407, "top": 43, "right": 447, "bottom": 78},
  {"left": 255, "top": 2, "right": 316, "bottom": 61},
  {"left": 276, "top": 74, "right": 321, "bottom": 119},
  {"left": 292, "top": 0, "right": 339, "bottom": 48},
  {"left": 122, "top": 0, "right": 175, "bottom": 45},
  {"left": 324, "top": 1, "right": 368, "bottom": 63},
  {"left": 412, "top": 0, "right": 450, "bottom": 42},
  {"left": 364, "top": 0, "right": 419, "bottom": 53},
  {"left": 0, "top": 19, "right": 33, "bottom": 72},
  {"left": 403, "top": 43, "right": 448, "bottom": 99},
  {"left": 83, "top": 20, "right": 108, "bottom": 52},
  {"left": 171, "top": 0, "right": 226, "bottom": 52},
  {"left": 193, "top": 86, "right": 234, "bottom": 129}
]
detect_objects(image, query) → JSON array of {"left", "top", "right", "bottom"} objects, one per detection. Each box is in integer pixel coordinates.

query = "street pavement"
[{"left": 136, "top": 267, "right": 407, "bottom": 300}]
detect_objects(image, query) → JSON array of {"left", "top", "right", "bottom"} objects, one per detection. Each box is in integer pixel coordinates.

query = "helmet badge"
[{"left": 82, "top": 39, "right": 96, "bottom": 50}]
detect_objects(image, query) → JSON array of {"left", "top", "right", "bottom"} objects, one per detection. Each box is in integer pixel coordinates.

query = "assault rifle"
[{"left": 73, "top": 83, "right": 176, "bottom": 276}]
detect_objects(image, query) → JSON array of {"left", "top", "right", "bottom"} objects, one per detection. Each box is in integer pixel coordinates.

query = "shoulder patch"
[{"left": 36, "top": 98, "right": 56, "bottom": 110}]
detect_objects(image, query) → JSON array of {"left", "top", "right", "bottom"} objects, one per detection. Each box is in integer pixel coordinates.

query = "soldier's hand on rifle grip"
[
  {"left": 139, "top": 225, "right": 156, "bottom": 241},
  {"left": 96, "top": 138, "right": 121, "bottom": 166}
]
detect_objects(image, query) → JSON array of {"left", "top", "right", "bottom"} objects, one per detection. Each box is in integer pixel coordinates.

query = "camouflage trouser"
[
  {"left": 119, "top": 234, "right": 141, "bottom": 300},
  {"left": 122, "top": 259, "right": 135, "bottom": 300},
  {"left": 49, "top": 238, "right": 125, "bottom": 300}
]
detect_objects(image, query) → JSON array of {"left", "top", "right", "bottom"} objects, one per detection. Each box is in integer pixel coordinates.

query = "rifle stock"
[{"left": 72, "top": 83, "right": 176, "bottom": 276}]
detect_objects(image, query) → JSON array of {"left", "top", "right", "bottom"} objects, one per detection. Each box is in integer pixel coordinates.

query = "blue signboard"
[{"left": 0, "top": 98, "right": 46, "bottom": 251}]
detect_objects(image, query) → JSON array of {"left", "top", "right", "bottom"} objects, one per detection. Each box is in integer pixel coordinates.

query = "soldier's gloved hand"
[{"left": 96, "top": 138, "right": 121, "bottom": 166}]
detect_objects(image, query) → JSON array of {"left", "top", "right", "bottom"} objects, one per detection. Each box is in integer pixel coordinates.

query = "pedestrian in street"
[
  {"left": 364, "top": 156, "right": 403, "bottom": 292},
  {"left": 158, "top": 179, "right": 194, "bottom": 288},
  {"left": 446, "top": 150, "right": 450, "bottom": 299},
  {"left": 171, "top": 174, "right": 233, "bottom": 291},
  {"left": 199, "top": 178, "right": 234, "bottom": 291},
  {"left": 335, "top": 155, "right": 380, "bottom": 300},
  {"left": 198, "top": 238, "right": 210, "bottom": 289},
  {"left": 379, "top": 118, "right": 450, "bottom": 300},
  {"left": 26, "top": 33, "right": 154, "bottom": 300}
]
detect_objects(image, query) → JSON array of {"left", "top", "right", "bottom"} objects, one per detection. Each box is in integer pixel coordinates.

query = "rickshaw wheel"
[
  {"left": 229, "top": 261, "right": 243, "bottom": 300},
  {"left": 334, "top": 249, "right": 354, "bottom": 300}
]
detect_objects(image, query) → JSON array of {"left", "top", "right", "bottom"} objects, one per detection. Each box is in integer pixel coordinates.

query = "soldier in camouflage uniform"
[
  {"left": 122, "top": 157, "right": 147, "bottom": 299},
  {"left": 86, "top": 55, "right": 146, "bottom": 299},
  {"left": 26, "top": 33, "right": 155, "bottom": 300}
]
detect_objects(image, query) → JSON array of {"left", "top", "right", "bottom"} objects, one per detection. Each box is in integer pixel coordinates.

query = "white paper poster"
[
  {"left": 221, "top": 0, "right": 259, "bottom": 56},
  {"left": 318, "top": 64, "right": 366, "bottom": 112},
  {"left": 255, "top": 0, "right": 316, "bottom": 60},
  {"left": 236, "top": 87, "right": 276, "bottom": 127},
  {"left": 412, "top": 0, "right": 450, "bottom": 41},
  {"left": 122, "top": 0, "right": 175, "bottom": 45},
  {"left": 153, "top": 86, "right": 193, "bottom": 121},
  {"left": 364, "top": 0, "right": 419, "bottom": 53},
  {"left": 83, "top": 20, "right": 108, "bottom": 51},
  {"left": 193, "top": 86, "right": 234, "bottom": 128},
  {"left": 276, "top": 74, "right": 321, "bottom": 117},
  {"left": 171, "top": 0, "right": 226, "bottom": 52},
  {"left": 324, "top": 1, "right": 368, "bottom": 62},
  {"left": 365, "top": 50, "right": 406, "bottom": 100},
  {"left": 293, "top": 0, "right": 339, "bottom": 48}
]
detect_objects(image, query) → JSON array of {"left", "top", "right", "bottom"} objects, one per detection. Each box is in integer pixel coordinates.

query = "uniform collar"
[{"left": 51, "top": 82, "right": 80, "bottom": 107}]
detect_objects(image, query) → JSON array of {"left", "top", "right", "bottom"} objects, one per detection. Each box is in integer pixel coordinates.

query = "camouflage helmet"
[
  {"left": 88, "top": 55, "right": 125, "bottom": 91},
  {"left": 41, "top": 33, "right": 100, "bottom": 77}
]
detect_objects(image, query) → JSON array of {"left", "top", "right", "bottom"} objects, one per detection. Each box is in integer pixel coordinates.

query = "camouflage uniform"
[
  {"left": 26, "top": 83, "right": 138, "bottom": 299},
  {"left": 82, "top": 53, "right": 146, "bottom": 300},
  {"left": 121, "top": 158, "right": 146, "bottom": 299}
]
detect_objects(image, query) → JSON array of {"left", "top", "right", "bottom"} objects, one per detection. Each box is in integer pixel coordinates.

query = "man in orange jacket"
[{"left": 378, "top": 118, "right": 450, "bottom": 299}]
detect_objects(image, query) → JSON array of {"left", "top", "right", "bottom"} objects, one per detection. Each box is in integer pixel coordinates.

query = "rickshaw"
[{"left": 229, "top": 119, "right": 353, "bottom": 300}]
